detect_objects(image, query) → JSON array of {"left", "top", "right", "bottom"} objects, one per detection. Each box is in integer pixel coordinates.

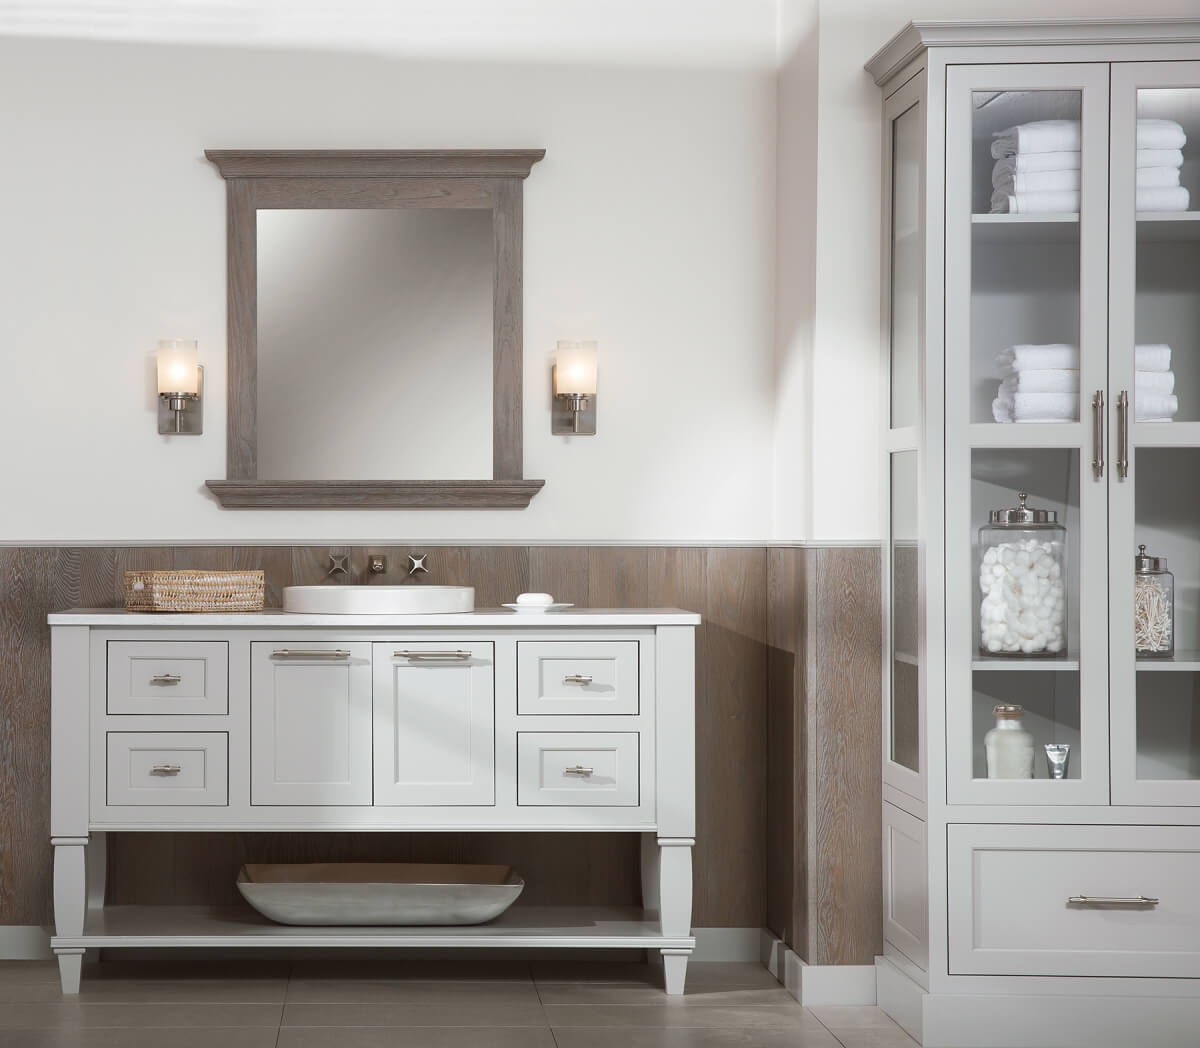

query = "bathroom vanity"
[{"left": 47, "top": 608, "right": 698, "bottom": 994}]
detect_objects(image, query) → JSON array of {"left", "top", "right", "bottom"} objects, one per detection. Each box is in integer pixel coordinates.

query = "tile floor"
[{"left": 0, "top": 958, "right": 919, "bottom": 1047}]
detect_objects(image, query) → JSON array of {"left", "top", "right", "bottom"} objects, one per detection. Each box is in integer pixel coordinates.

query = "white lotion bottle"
[{"left": 984, "top": 703, "right": 1035, "bottom": 779}]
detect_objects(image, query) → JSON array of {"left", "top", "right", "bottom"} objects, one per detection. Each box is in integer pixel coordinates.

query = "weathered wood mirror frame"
[{"left": 204, "top": 149, "right": 545, "bottom": 508}]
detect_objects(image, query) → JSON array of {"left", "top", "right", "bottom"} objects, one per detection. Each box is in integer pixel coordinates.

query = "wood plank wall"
[{"left": 0, "top": 543, "right": 881, "bottom": 964}]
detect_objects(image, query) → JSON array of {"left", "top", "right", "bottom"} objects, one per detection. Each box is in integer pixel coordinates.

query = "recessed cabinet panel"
[
  {"left": 107, "top": 641, "right": 228, "bottom": 715},
  {"left": 372, "top": 643, "right": 495, "bottom": 806},
  {"left": 883, "top": 803, "right": 927, "bottom": 971},
  {"left": 250, "top": 643, "right": 373, "bottom": 806},
  {"left": 517, "top": 641, "right": 639, "bottom": 715},
  {"left": 106, "top": 731, "right": 228, "bottom": 807},
  {"left": 517, "top": 732, "right": 639, "bottom": 807}
]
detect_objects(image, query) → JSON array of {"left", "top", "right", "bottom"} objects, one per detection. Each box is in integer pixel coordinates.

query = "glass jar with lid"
[
  {"left": 984, "top": 703, "right": 1035, "bottom": 779},
  {"left": 978, "top": 491, "right": 1068, "bottom": 656},
  {"left": 1134, "top": 544, "right": 1174, "bottom": 658}
]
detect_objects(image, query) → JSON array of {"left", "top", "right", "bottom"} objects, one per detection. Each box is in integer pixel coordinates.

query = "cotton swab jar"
[
  {"left": 978, "top": 492, "right": 1068, "bottom": 657},
  {"left": 1134, "top": 544, "right": 1174, "bottom": 658}
]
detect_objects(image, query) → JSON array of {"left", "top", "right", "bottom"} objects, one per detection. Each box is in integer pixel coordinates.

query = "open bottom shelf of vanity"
[{"left": 54, "top": 904, "right": 696, "bottom": 951}]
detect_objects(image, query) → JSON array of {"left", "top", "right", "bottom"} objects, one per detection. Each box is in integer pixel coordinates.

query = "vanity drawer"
[
  {"left": 948, "top": 823, "right": 1200, "bottom": 977},
  {"left": 517, "top": 641, "right": 639, "bottom": 715},
  {"left": 107, "top": 641, "right": 228, "bottom": 715},
  {"left": 517, "top": 732, "right": 639, "bottom": 806},
  {"left": 106, "top": 732, "right": 228, "bottom": 806}
]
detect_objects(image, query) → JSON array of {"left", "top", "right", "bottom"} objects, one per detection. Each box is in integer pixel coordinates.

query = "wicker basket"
[{"left": 124, "top": 570, "right": 265, "bottom": 612}]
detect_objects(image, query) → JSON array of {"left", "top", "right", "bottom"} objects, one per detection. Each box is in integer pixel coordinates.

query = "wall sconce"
[
  {"left": 552, "top": 340, "right": 597, "bottom": 435},
  {"left": 156, "top": 338, "right": 203, "bottom": 435}
]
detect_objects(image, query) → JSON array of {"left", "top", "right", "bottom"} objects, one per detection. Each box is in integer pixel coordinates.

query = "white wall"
[{"left": 0, "top": 7, "right": 777, "bottom": 543}]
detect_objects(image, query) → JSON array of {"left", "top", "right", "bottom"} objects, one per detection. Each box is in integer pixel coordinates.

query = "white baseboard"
[
  {"left": 764, "top": 942, "right": 878, "bottom": 1006},
  {"left": 876, "top": 955, "right": 924, "bottom": 1042},
  {"left": 0, "top": 926, "right": 52, "bottom": 960},
  {"left": 690, "top": 927, "right": 763, "bottom": 962}
]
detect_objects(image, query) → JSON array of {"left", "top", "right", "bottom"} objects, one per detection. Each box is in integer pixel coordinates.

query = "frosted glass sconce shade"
[
  {"left": 552, "top": 340, "right": 598, "bottom": 435},
  {"left": 156, "top": 338, "right": 203, "bottom": 435}
]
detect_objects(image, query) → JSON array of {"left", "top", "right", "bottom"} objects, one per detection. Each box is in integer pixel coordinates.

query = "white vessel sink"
[{"left": 283, "top": 585, "right": 474, "bottom": 615}]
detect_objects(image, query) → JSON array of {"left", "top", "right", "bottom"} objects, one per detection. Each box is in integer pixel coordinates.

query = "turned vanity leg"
[
  {"left": 642, "top": 835, "right": 694, "bottom": 995},
  {"left": 52, "top": 837, "right": 88, "bottom": 994}
]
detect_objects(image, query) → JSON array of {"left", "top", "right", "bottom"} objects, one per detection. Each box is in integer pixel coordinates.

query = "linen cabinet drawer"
[
  {"left": 106, "top": 641, "right": 228, "bottom": 715},
  {"left": 948, "top": 824, "right": 1200, "bottom": 977},
  {"left": 517, "top": 732, "right": 639, "bottom": 806},
  {"left": 106, "top": 732, "right": 228, "bottom": 806},
  {"left": 517, "top": 641, "right": 639, "bottom": 715}
]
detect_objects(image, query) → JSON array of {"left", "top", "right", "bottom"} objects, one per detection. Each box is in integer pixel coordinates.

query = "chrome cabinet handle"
[
  {"left": 1068, "top": 895, "right": 1158, "bottom": 906},
  {"left": 394, "top": 650, "right": 472, "bottom": 660},
  {"left": 1117, "top": 389, "right": 1130, "bottom": 480},
  {"left": 563, "top": 674, "right": 593, "bottom": 685},
  {"left": 564, "top": 765, "right": 594, "bottom": 777},
  {"left": 271, "top": 649, "right": 351, "bottom": 659},
  {"left": 151, "top": 673, "right": 182, "bottom": 684},
  {"left": 150, "top": 764, "right": 182, "bottom": 776},
  {"left": 1091, "top": 390, "right": 1105, "bottom": 478}
]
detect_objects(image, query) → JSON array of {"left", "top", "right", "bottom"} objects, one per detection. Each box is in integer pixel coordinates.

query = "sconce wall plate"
[
  {"left": 158, "top": 365, "right": 204, "bottom": 435},
  {"left": 551, "top": 365, "right": 597, "bottom": 436}
]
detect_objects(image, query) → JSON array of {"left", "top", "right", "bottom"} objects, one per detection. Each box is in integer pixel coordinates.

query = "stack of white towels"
[
  {"left": 992, "top": 344, "right": 1179, "bottom": 423},
  {"left": 990, "top": 118, "right": 1189, "bottom": 214}
]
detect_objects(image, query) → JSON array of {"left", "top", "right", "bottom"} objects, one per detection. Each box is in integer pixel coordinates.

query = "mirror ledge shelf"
[{"left": 205, "top": 479, "right": 546, "bottom": 509}]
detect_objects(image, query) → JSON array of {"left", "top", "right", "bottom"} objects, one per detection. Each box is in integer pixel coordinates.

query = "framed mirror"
[{"left": 204, "top": 149, "right": 545, "bottom": 508}]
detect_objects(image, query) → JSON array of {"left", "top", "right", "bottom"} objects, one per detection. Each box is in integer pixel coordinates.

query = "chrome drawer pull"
[
  {"left": 151, "top": 673, "right": 182, "bottom": 684},
  {"left": 271, "top": 649, "right": 351, "bottom": 659},
  {"left": 394, "top": 650, "right": 472, "bottom": 660},
  {"left": 563, "top": 674, "right": 593, "bottom": 685},
  {"left": 1068, "top": 895, "right": 1159, "bottom": 906},
  {"left": 150, "top": 764, "right": 182, "bottom": 776},
  {"left": 564, "top": 765, "right": 594, "bottom": 777}
]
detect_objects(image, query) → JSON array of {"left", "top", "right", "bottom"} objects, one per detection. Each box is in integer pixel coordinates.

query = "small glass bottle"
[
  {"left": 1134, "top": 544, "right": 1174, "bottom": 658},
  {"left": 984, "top": 703, "right": 1034, "bottom": 779},
  {"left": 978, "top": 492, "right": 1068, "bottom": 657}
]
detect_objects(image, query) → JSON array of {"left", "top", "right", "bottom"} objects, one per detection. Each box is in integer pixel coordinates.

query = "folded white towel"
[
  {"left": 1137, "top": 166, "right": 1183, "bottom": 188},
  {"left": 1136, "top": 370, "right": 1175, "bottom": 394},
  {"left": 994, "top": 186, "right": 1191, "bottom": 213},
  {"left": 996, "top": 344, "right": 1079, "bottom": 371},
  {"left": 999, "top": 369, "right": 1080, "bottom": 394},
  {"left": 1136, "top": 344, "right": 1172, "bottom": 373},
  {"left": 993, "top": 151, "right": 1080, "bottom": 177},
  {"left": 1137, "top": 118, "right": 1187, "bottom": 151},
  {"left": 992, "top": 168, "right": 1081, "bottom": 194},
  {"left": 992, "top": 391, "right": 1078, "bottom": 423},
  {"left": 1137, "top": 147, "right": 1184, "bottom": 169},
  {"left": 991, "top": 120, "right": 1080, "bottom": 158},
  {"left": 1137, "top": 392, "right": 1179, "bottom": 421}
]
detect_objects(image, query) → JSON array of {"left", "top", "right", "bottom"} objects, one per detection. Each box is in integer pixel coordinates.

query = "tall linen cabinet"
[{"left": 869, "top": 21, "right": 1200, "bottom": 1047}]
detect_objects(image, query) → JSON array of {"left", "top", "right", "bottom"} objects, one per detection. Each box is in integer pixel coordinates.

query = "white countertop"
[{"left": 47, "top": 608, "right": 702, "bottom": 627}]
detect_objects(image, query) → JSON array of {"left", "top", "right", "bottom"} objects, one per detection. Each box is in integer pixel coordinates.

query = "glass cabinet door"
[
  {"left": 1109, "top": 62, "right": 1200, "bottom": 806},
  {"left": 944, "top": 63, "right": 1110, "bottom": 804},
  {"left": 883, "top": 75, "right": 925, "bottom": 802}
]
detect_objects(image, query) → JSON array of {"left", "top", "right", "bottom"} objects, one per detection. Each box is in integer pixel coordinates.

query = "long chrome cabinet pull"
[
  {"left": 394, "top": 650, "right": 472, "bottom": 660},
  {"left": 1118, "top": 389, "right": 1130, "bottom": 479},
  {"left": 151, "top": 673, "right": 182, "bottom": 684},
  {"left": 1068, "top": 894, "right": 1158, "bottom": 906},
  {"left": 1091, "top": 390, "right": 1105, "bottom": 478},
  {"left": 150, "top": 764, "right": 182, "bottom": 776},
  {"left": 271, "top": 649, "right": 351, "bottom": 659}
]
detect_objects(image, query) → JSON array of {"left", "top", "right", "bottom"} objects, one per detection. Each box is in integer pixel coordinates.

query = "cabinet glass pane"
[
  {"left": 890, "top": 450, "right": 919, "bottom": 772},
  {"left": 1135, "top": 88, "right": 1199, "bottom": 422},
  {"left": 890, "top": 102, "right": 921, "bottom": 430},
  {"left": 969, "top": 91, "right": 1082, "bottom": 425},
  {"left": 970, "top": 449, "right": 1082, "bottom": 781},
  {"left": 1134, "top": 448, "right": 1200, "bottom": 786}
]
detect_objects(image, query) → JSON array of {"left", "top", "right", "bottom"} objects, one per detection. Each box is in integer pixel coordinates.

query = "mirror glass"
[{"left": 256, "top": 208, "right": 494, "bottom": 480}]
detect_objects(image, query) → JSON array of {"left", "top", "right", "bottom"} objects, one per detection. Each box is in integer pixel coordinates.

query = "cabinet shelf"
[
  {"left": 972, "top": 656, "right": 1080, "bottom": 672},
  {"left": 54, "top": 904, "right": 694, "bottom": 951},
  {"left": 971, "top": 213, "right": 1080, "bottom": 244},
  {"left": 1136, "top": 650, "right": 1200, "bottom": 671},
  {"left": 1136, "top": 212, "right": 1200, "bottom": 241}
]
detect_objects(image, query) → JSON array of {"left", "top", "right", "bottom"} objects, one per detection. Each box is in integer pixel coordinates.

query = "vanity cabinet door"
[
  {"left": 250, "top": 643, "right": 373, "bottom": 806},
  {"left": 372, "top": 642, "right": 495, "bottom": 806}
]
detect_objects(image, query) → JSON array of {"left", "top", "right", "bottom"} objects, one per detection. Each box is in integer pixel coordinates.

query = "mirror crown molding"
[
  {"left": 204, "top": 149, "right": 546, "bottom": 180},
  {"left": 205, "top": 147, "right": 545, "bottom": 510}
]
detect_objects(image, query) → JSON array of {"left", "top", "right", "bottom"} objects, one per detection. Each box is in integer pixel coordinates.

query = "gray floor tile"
[
  {"left": 680, "top": 964, "right": 786, "bottom": 991},
  {"left": 282, "top": 1001, "right": 548, "bottom": 1027},
  {"left": 809, "top": 1007, "right": 904, "bottom": 1031},
  {"left": 285, "top": 977, "right": 540, "bottom": 1004},
  {"left": 288, "top": 958, "right": 532, "bottom": 981},
  {"left": 532, "top": 961, "right": 782, "bottom": 991},
  {"left": 0, "top": 1029, "right": 278, "bottom": 1048},
  {"left": 0, "top": 979, "right": 288, "bottom": 1004},
  {"left": 825, "top": 1031, "right": 920, "bottom": 1048},
  {"left": 85, "top": 960, "right": 292, "bottom": 981},
  {"left": 537, "top": 985, "right": 795, "bottom": 1006},
  {"left": 0, "top": 961, "right": 61, "bottom": 985},
  {"left": 551, "top": 1028, "right": 843, "bottom": 1048},
  {"left": 544, "top": 1002, "right": 826, "bottom": 1029},
  {"left": 0, "top": 1003, "right": 283, "bottom": 1029},
  {"left": 278, "top": 1028, "right": 557, "bottom": 1048}
]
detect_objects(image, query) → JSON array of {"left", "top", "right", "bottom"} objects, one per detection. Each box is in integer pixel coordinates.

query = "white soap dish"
[{"left": 502, "top": 603, "right": 574, "bottom": 613}]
